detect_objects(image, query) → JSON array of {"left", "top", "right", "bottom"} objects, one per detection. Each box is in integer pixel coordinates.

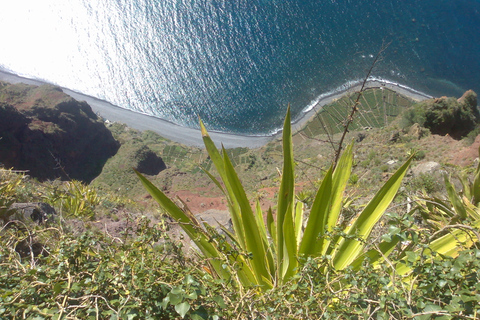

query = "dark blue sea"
[{"left": 0, "top": 0, "right": 479, "bottom": 135}]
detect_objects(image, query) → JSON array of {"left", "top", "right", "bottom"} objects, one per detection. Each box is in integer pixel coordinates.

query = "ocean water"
[{"left": 0, "top": 0, "right": 479, "bottom": 135}]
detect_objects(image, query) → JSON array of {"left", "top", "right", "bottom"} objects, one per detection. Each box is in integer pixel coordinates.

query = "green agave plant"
[
  {"left": 386, "top": 150, "right": 480, "bottom": 276},
  {"left": 136, "top": 108, "right": 413, "bottom": 292},
  {"left": 355, "top": 150, "right": 480, "bottom": 279},
  {"left": 415, "top": 153, "right": 480, "bottom": 230}
]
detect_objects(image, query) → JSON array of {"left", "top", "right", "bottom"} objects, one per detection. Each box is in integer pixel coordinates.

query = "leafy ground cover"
[{"left": 1, "top": 167, "right": 480, "bottom": 319}]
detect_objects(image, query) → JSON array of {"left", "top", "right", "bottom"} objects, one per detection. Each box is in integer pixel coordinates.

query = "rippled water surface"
[{"left": 0, "top": 0, "right": 479, "bottom": 134}]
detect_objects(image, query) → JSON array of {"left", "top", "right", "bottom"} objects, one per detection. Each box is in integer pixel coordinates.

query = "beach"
[{"left": 0, "top": 69, "right": 432, "bottom": 149}]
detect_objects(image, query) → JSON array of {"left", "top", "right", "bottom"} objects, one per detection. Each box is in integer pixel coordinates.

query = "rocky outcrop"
[
  {"left": 408, "top": 90, "right": 479, "bottom": 139},
  {"left": 0, "top": 82, "right": 120, "bottom": 182},
  {"left": 411, "top": 161, "right": 442, "bottom": 176},
  {"left": 8, "top": 202, "right": 56, "bottom": 224}
]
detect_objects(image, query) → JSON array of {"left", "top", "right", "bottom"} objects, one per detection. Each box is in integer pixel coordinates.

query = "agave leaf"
[
  {"left": 430, "top": 197, "right": 456, "bottom": 217},
  {"left": 473, "top": 147, "right": 480, "bottom": 205},
  {"left": 463, "top": 197, "right": 480, "bottom": 220},
  {"left": 255, "top": 201, "right": 275, "bottom": 277},
  {"left": 396, "top": 219, "right": 480, "bottom": 276},
  {"left": 222, "top": 148, "right": 272, "bottom": 288},
  {"left": 202, "top": 222, "right": 258, "bottom": 286},
  {"left": 294, "top": 201, "right": 304, "bottom": 248},
  {"left": 332, "top": 156, "right": 413, "bottom": 270},
  {"left": 323, "top": 143, "right": 354, "bottom": 257},
  {"left": 428, "top": 220, "right": 480, "bottom": 257},
  {"left": 276, "top": 106, "right": 295, "bottom": 277},
  {"left": 201, "top": 167, "right": 226, "bottom": 195},
  {"left": 350, "top": 235, "right": 401, "bottom": 270},
  {"left": 134, "top": 170, "right": 231, "bottom": 280},
  {"left": 202, "top": 122, "right": 274, "bottom": 288},
  {"left": 281, "top": 202, "right": 298, "bottom": 283},
  {"left": 255, "top": 201, "right": 268, "bottom": 247},
  {"left": 267, "top": 207, "right": 277, "bottom": 253},
  {"left": 298, "top": 167, "right": 333, "bottom": 257},
  {"left": 445, "top": 175, "right": 467, "bottom": 219},
  {"left": 327, "top": 143, "right": 354, "bottom": 232},
  {"left": 458, "top": 172, "right": 472, "bottom": 201},
  {"left": 200, "top": 120, "right": 246, "bottom": 250}
]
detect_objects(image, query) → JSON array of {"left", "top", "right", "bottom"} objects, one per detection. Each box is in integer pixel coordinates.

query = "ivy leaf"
[
  {"left": 175, "top": 301, "right": 191, "bottom": 318},
  {"left": 213, "top": 295, "right": 226, "bottom": 308},
  {"left": 168, "top": 292, "right": 183, "bottom": 305},
  {"left": 159, "top": 296, "right": 170, "bottom": 310},
  {"left": 53, "top": 282, "right": 64, "bottom": 295}
]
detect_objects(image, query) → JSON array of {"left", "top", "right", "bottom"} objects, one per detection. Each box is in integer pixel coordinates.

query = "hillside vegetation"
[{"left": 1, "top": 83, "right": 480, "bottom": 319}]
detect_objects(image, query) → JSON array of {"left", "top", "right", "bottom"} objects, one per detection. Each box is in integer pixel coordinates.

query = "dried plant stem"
[{"left": 333, "top": 42, "right": 390, "bottom": 168}]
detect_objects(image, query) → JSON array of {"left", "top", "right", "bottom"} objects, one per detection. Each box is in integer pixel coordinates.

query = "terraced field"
[{"left": 301, "top": 88, "right": 414, "bottom": 138}]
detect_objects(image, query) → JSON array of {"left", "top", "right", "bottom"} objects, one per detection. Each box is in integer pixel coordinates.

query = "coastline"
[
  {"left": 0, "top": 69, "right": 432, "bottom": 149},
  {"left": 291, "top": 78, "right": 433, "bottom": 134}
]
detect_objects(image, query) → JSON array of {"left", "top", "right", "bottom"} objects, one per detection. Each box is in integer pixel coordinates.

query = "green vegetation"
[
  {"left": 2, "top": 155, "right": 480, "bottom": 318},
  {"left": 401, "top": 90, "right": 479, "bottom": 139},
  {"left": 302, "top": 88, "right": 413, "bottom": 137},
  {"left": 2, "top": 88, "right": 480, "bottom": 318},
  {"left": 137, "top": 108, "right": 415, "bottom": 292}
]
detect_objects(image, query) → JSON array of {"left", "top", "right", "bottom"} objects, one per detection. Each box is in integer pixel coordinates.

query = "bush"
[{"left": 402, "top": 93, "right": 479, "bottom": 139}]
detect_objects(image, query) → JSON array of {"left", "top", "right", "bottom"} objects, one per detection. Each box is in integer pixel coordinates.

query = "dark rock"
[
  {"left": 9, "top": 202, "right": 56, "bottom": 224},
  {"left": 0, "top": 103, "right": 29, "bottom": 168},
  {"left": 0, "top": 82, "right": 120, "bottom": 182},
  {"left": 15, "top": 240, "right": 48, "bottom": 258}
]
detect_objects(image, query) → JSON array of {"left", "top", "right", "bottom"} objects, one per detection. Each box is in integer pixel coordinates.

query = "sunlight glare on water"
[{"left": 0, "top": 0, "right": 479, "bottom": 135}]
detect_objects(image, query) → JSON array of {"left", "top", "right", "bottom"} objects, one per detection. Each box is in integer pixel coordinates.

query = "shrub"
[
  {"left": 52, "top": 180, "right": 100, "bottom": 219},
  {"left": 401, "top": 106, "right": 426, "bottom": 128},
  {"left": 0, "top": 169, "right": 25, "bottom": 223},
  {"left": 403, "top": 94, "right": 479, "bottom": 139}
]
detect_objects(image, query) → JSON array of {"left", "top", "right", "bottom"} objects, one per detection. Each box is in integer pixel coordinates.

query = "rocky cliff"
[
  {"left": 404, "top": 90, "right": 479, "bottom": 139},
  {"left": 0, "top": 81, "right": 120, "bottom": 182}
]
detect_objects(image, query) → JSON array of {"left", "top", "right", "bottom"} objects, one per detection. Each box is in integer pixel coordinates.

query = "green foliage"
[
  {"left": 401, "top": 105, "right": 427, "bottom": 128},
  {"left": 463, "top": 125, "right": 480, "bottom": 145},
  {"left": 3, "top": 116, "right": 480, "bottom": 318},
  {"left": 0, "top": 169, "right": 24, "bottom": 222},
  {"left": 137, "top": 108, "right": 413, "bottom": 292},
  {"left": 2, "top": 212, "right": 480, "bottom": 319},
  {"left": 233, "top": 247, "right": 480, "bottom": 319},
  {"left": 415, "top": 147, "right": 480, "bottom": 230},
  {"left": 0, "top": 217, "right": 226, "bottom": 319},
  {"left": 402, "top": 94, "right": 479, "bottom": 139},
  {"left": 348, "top": 173, "right": 359, "bottom": 185},
  {"left": 303, "top": 88, "right": 413, "bottom": 137},
  {"left": 51, "top": 180, "right": 100, "bottom": 219},
  {"left": 408, "top": 172, "right": 440, "bottom": 194}
]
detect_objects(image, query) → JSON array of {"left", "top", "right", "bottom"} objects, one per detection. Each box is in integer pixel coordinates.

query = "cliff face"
[{"left": 0, "top": 82, "right": 120, "bottom": 183}]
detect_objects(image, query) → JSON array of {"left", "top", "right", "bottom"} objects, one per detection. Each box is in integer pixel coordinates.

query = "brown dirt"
[{"left": 449, "top": 135, "right": 480, "bottom": 167}]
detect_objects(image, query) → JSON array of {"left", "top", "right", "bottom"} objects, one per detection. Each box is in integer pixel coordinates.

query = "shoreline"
[
  {"left": 291, "top": 78, "right": 433, "bottom": 134},
  {"left": 0, "top": 69, "right": 432, "bottom": 149}
]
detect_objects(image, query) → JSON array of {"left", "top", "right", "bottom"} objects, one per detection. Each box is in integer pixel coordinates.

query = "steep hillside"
[{"left": 0, "top": 82, "right": 119, "bottom": 182}]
